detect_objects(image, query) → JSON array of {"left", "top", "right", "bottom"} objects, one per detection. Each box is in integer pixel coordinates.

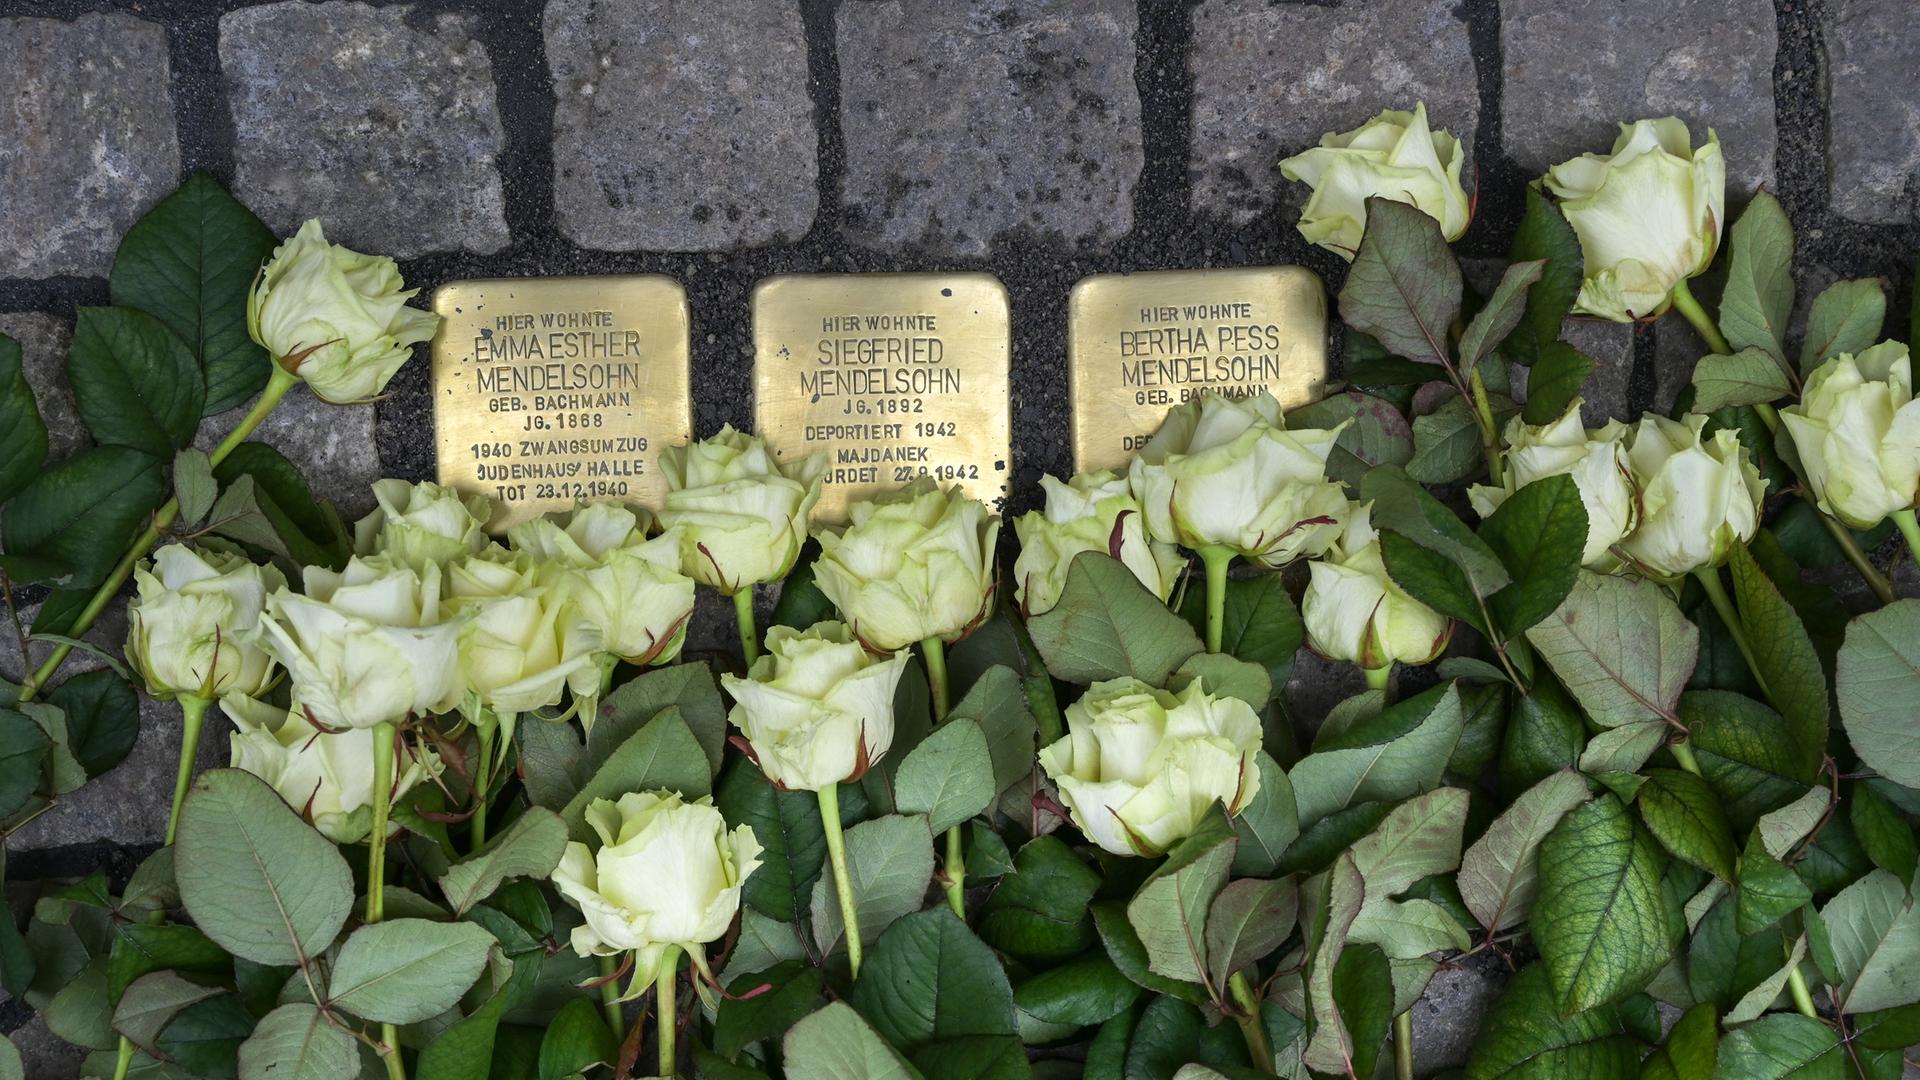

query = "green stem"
[
  {"left": 164, "top": 696, "right": 212, "bottom": 846},
  {"left": 380, "top": 1027, "right": 406, "bottom": 1080},
  {"left": 920, "top": 637, "right": 950, "bottom": 722},
  {"left": 819, "top": 785, "right": 862, "bottom": 977},
  {"left": 111, "top": 1037, "right": 135, "bottom": 1080},
  {"left": 471, "top": 720, "right": 493, "bottom": 853},
  {"left": 1363, "top": 666, "right": 1391, "bottom": 697},
  {"left": 17, "top": 366, "right": 300, "bottom": 704},
  {"left": 732, "top": 588, "right": 760, "bottom": 667},
  {"left": 1393, "top": 1011, "right": 1415, "bottom": 1080},
  {"left": 1669, "top": 739, "right": 1703, "bottom": 777},
  {"left": 1669, "top": 278, "right": 1733, "bottom": 356},
  {"left": 656, "top": 946, "right": 681, "bottom": 1079},
  {"left": 1199, "top": 545, "right": 1234, "bottom": 654},
  {"left": 1469, "top": 365, "right": 1506, "bottom": 487},
  {"left": 944, "top": 824, "right": 966, "bottom": 920},
  {"left": 1226, "top": 971, "right": 1274, "bottom": 1074},
  {"left": 1892, "top": 509, "right": 1920, "bottom": 574},
  {"left": 920, "top": 637, "right": 965, "bottom": 918},
  {"left": 598, "top": 953, "right": 626, "bottom": 1042},
  {"left": 1694, "top": 567, "right": 1771, "bottom": 702},
  {"left": 368, "top": 721, "right": 395, "bottom": 924}
]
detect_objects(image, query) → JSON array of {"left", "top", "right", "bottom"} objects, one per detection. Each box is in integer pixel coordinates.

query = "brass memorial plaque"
[
  {"left": 753, "top": 273, "right": 1012, "bottom": 522},
  {"left": 1067, "top": 266, "right": 1328, "bottom": 473},
  {"left": 432, "top": 275, "right": 692, "bottom": 531}
]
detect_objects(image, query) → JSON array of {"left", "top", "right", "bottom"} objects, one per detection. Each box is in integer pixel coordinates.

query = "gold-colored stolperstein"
[
  {"left": 753, "top": 273, "right": 1013, "bottom": 523},
  {"left": 1067, "top": 266, "right": 1329, "bottom": 473},
  {"left": 431, "top": 275, "right": 692, "bottom": 531}
]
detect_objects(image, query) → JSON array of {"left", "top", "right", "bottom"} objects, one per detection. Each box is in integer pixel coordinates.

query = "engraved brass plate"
[
  {"left": 432, "top": 275, "right": 692, "bottom": 531},
  {"left": 753, "top": 273, "right": 1012, "bottom": 522},
  {"left": 1067, "top": 266, "right": 1328, "bottom": 473}
]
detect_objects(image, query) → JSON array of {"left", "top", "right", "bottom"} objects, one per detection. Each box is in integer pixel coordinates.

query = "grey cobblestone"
[
  {"left": 1190, "top": 0, "right": 1479, "bottom": 226},
  {"left": 220, "top": 1, "right": 510, "bottom": 258},
  {"left": 1501, "top": 0, "right": 1777, "bottom": 194},
  {"left": 546, "top": 0, "right": 818, "bottom": 251},
  {"left": 197, "top": 390, "right": 385, "bottom": 520},
  {"left": 1823, "top": 0, "right": 1920, "bottom": 223},
  {"left": 0, "top": 14, "right": 180, "bottom": 278},
  {"left": 836, "top": 0, "right": 1142, "bottom": 255},
  {"left": 0, "top": 314, "right": 84, "bottom": 464}
]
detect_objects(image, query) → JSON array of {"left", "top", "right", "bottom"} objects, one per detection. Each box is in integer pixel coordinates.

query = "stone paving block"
[
  {"left": 0, "top": 313, "right": 86, "bottom": 465},
  {"left": 836, "top": 0, "right": 1142, "bottom": 255},
  {"left": 546, "top": 0, "right": 818, "bottom": 251},
  {"left": 1501, "top": 0, "right": 1777, "bottom": 195},
  {"left": 220, "top": 1, "right": 510, "bottom": 258},
  {"left": 0, "top": 15, "right": 180, "bottom": 278},
  {"left": 1190, "top": 0, "right": 1479, "bottom": 226},
  {"left": 1411, "top": 958, "right": 1508, "bottom": 1074},
  {"left": 198, "top": 390, "right": 385, "bottom": 520},
  {"left": 1824, "top": 0, "right": 1920, "bottom": 223}
]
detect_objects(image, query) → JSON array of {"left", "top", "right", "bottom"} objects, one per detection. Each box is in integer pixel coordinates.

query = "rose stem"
[
  {"left": 367, "top": 720, "right": 406, "bottom": 1080},
  {"left": 920, "top": 637, "right": 965, "bottom": 918},
  {"left": 163, "top": 696, "right": 212, "bottom": 845},
  {"left": 656, "top": 946, "right": 682, "bottom": 1078},
  {"left": 1363, "top": 665, "right": 1392, "bottom": 698},
  {"left": 819, "top": 785, "right": 862, "bottom": 978},
  {"left": 732, "top": 588, "right": 761, "bottom": 666},
  {"left": 598, "top": 954, "right": 625, "bottom": 1040},
  {"left": 1891, "top": 509, "right": 1920, "bottom": 573},
  {"left": 1393, "top": 1011, "right": 1415, "bottom": 1080},
  {"left": 1469, "top": 366, "right": 1507, "bottom": 487},
  {"left": 1225, "top": 970, "right": 1274, "bottom": 1073},
  {"left": 1692, "top": 567, "right": 1771, "bottom": 703},
  {"left": 17, "top": 365, "right": 302, "bottom": 704},
  {"left": 1199, "top": 545, "right": 1235, "bottom": 654},
  {"left": 1669, "top": 280, "right": 1896, "bottom": 603},
  {"left": 471, "top": 719, "right": 493, "bottom": 852}
]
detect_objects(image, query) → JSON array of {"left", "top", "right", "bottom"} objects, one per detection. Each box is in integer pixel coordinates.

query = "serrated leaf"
[
  {"left": 1231, "top": 751, "right": 1299, "bottom": 877},
  {"left": 1736, "top": 840, "right": 1811, "bottom": 936},
  {"left": 895, "top": 717, "right": 994, "bottom": 834},
  {"left": 1712, "top": 1013, "right": 1841, "bottom": 1080},
  {"left": 1337, "top": 198, "right": 1463, "bottom": 368},
  {"left": 784, "top": 1002, "right": 922, "bottom": 1080},
  {"left": 1837, "top": 600, "right": 1920, "bottom": 788},
  {"left": 1328, "top": 943, "right": 1394, "bottom": 1080},
  {"left": 0, "top": 709, "right": 50, "bottom": 819},
  {"left": 1690, "top": 347, "right": 1793, "bottom": 413},
  {"left": 1290, "top": 683, "right": 1467, "bottom": 825},
  {"left": 1533, "top": 795, "right": 1672, "bottom": 1013},
  {"left": 1463, "top": 964, "right": 1634, "bottom": 1079},
  {"left": 1727, "top": 547, "right": 1827, "bottom": 775},
  {"left": 1505, "top": 188, "right": 1585, "bottom": 366},
  {"left": 537, "top": 997, "right": 616, "bottom": 1080},
  {"left": 1800, "top": 277, "right": 1885, "bottom": 374},
  {"left": 210, "top": 443, "right": 349, "bottom": 571},
  {"left": 1461, "top": 769, "right": 1591, "bottom": 932},
  {"left": 1406, "top": 396, "right": 1487, "bottom": 484},
  {"left": 1126, "top": 809, "right": 1235, "bottom": 984},
  {"left": 237, "top": 1002, "right": 360, "bottom": 1080},
  {"left": 849, "top": 908, "right": 1015, "bottom": 1049},
  {"left": 1685, "top": 690, "right": 1817, "bottom": 833},
  {"left": 438, "top": 806, "right": 567, "bottom": 915},
  {"left": 172, "top": 448, "right": 216, "bottom": 526},
  {"left": 45, "top": 669, "right": 138, "bottom": 780},
  {"left": 559, "top": 708, "right": 709, "bottom": 842},
  {"left": 1204, "top": 878, "right": 1297, "bottom": 987},
  {"left": 1303, "top": 854, "right": 1368, "bottom": 1075},
  {"left": 1461, "top": 260, "right": 1547, "bottom": 371},
  {"left": 0, "top": 336, "right": 47, "bottom": 506},
  {"left": 1286, "top": 391, "right": 1414, "bottom": 488},
  {"left": 1481, "top": 473, "right": 1587, "bottom": 636},
  {"left": 1028, "top": 552, "right": 1203, "bottom": 686},
  {"left": 1349, "top": 787, "right": 1470, "bottom": 899},
  {"left": 112, "top": 971, "right": 221, "bottom": 1056},
  {"left": 1, "top": 445, "right": 165, "bottom": 588},
  {"left": 981, "top": 836, "right": 1100, "bottom": 966},
  {"left": 1724, "top": 934, "right": 1810, "bottom": 1024},
  {"left": 1012, "top": 952, "right": 1140, "bottom": 1028},
  {"left": 1089, "top": 901, "right": 1210, "bottom": 1007},
  {"left": 1520, "top": 342, "right": 1596, "bottom": 424},
  {"left": 1640, "top": 1003, "right": 1718, "bottom": 1080},
  {"left": 66, "top": 306, "right": 205, "bottom": 455},
  {"left": 1527, "top": 572, "right": 1697, "bottom": 729},
  {"left": 327, "top": 919, "right": 494, "bottom": 1024},
  {"left": 947, "top": 665, "right": 1037, "bottom": 795},
  {"left": 1719, "top": 192, "right": 1796, "bottom": 364},
  {"left": 716, "top": 756, "right": 829, "bottom": 923},
  {"left": 1820, "top": 869, "right": 1920, "bottom": 1014},
  {"left": 1852, "top": 783, "right": 1919, "bottom": 886},
  {"left": 1637, "top": 768, "right": 1738, "bottom": 880},
  {"left": 810, "top": 813, "right": 935, "bottom": 955},
  {"left": 715, "top": 960, "right": 825, "bottom": 1061},
  {"left": 1362, "top": 465, "right": 1510, "bottom": 594},
  {"left": 1756, "top": 785, "right": 1832, "bottom": 860}
]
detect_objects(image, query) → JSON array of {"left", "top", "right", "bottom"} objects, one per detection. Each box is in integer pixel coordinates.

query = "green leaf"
[
  {"left": 912, "top": 1037, "right": 1031, "bottom": 1080},
  {"left": 1637, "top": 768, "right": 1738, "bottom": 881},
  {"left": 1690, "top": 347, "right": 1793, "bottom": 413},
  {"left": 0, "top": 1037, "right": 16, "bottom": 1080},
  {"left": 1461, "top": 260, "right": 1548, "bottom": 371},
  {"left": 158, "top": 993, "right": 254, "bottom": 1076},
  {"left": 1406, "top": 396, "right": 1488, "bottom": 484},
  {"left": 1837, "top": 600, "right": 1920, "bottom": 788},
  {"left": 947, "top": 666, "right": 1037, "bottom": 795},
  {"left": 210, "top": 443, "right": 349, "bottom": 571},
  {"left": 106, "top": 922, "right": 227, "bottom": 1001},
  {"left": 1719, "top": 193, "right": 1796, "bottom": 364},
  {"left": 1713, "top": 1014, "right": 1842, "bottom": 1080},
  {"left": 1727, "top": 547, "right": 1827, "bottom": 774},
  {"left": 1289, "top": 682, "right": 1467, "bottom": 825},
  {"left": 1231, "top": 752, "right": 1299, "bottom": 877},
  {"left": 1129, "top": 995, "right": 1253, "bottom": 1078},
  {"left": 978, "top": 836, "right": 1100, "bottom": 965},
  {"left": 1501, "top": 672, "right": 1586, "bottom": 794},
  {"left": 1820, "top": 869, "right": 1920, "bottom": 1013},
  {"left": 1204, "top": 878, "right": 1296, "bottom": 987},
  {"left": 1800, "top": 277, "right": 1886, "bottom": 374},
  {"left": 1126, "top": 809, "right": 1236, "bottom": 984},
  {"left": 172, "top": 448, "right": 216, "bottom": 526},
  {"left": 895, "top": 717, "right": 995, "bottom": 834},
  {"left": 850, "top": 908, "right": 1016, "bottom": 1048},
  {"left": 1685, "top": 690, "right": 1816, "bottom": 832},
  {"left": 66, "top": 306, "right": 205, "bottom": 455},
  {"left": 326, "top": 918, "right": 493, "bottom": 1024},
  {"left": 1527, "top": 572, "right": 1697, "bottom": 729},
  {"left": 1285, "top": 391, "right": 1414, "bottom": 489},
  {"left": 1, "top": 445, "right": 165, "bottom": 588},
  {"left": 177, "top": 769, "right": 353, "bottom": 968},
  {"left": 1328, "top": 943, "right": 1394, "bottom": 1080},
  {"left": 1852, "top": 783, "right": 1919, "bottom": 886},
  {"left": 810, "top": 813, "right": 935, "bottom": 956},
  {"left": 1725, "top": 933, "right": 1811, "bottom": 1024},
  {"left": 1505, "top": 188, "right": 1585, "bottom": 366},
  {"left": 1171, "top": 652, "right": 1270, "bottom": 712},
  {"left": 589, "top": 660, "right": 729, "bottom": 777},
  {"left": 1177, "top": 570, "right": 1303, "bottom": 694},
  {"left": 1089, "top": 901, "right": 1209, "bottom": 1006},
  {"left": 0, "top": 709, "right": 50, "bottom": 818},
  {"left": 536, "top": 998, "right": 616, "bottom": 1080},
  {"left": 559, "top": 708, "right": 709, "bottom": 842},
  {"left": 1363, "top": 465, "right": 1511, "bottom": 595},
  {"left": 1757, "top": 786, "right": 1831, "bottom": 860},
  {"left": 1481, "top": 474, "right": 1587, "bottom": 635},
  {"left": 1463, "top": 964, "right": 1634, "bottom": 1079},
  {"left": 415, "top": 950, "right": 543, "bottom": 1080},
  {"left": 1639, "top": 1002, "right": 1717, "bottom": 1080},
  {"left": 0, "top": 336, "right": 47, "bottom": 505},
  {"left": 1521, "top": 343, "right": 1597, "bottom": 424},
  {"left": 236, "top": 1003, "right": 360, "bottom": 1080},
  {"left": 783, "top": 1002, "right": 923, "bottom": 1080},
  {"left": 1012, "top": 953, "right": 1140, "bottom": 1028},
  {"left": 1736, "top": 841, "right": 1811, "bottom": 937},
  {"left": 45, "top": 669, "right": 138, "bottom": 779},
  {"left": 1349, "top": 787, "right": 1470, "bottom": 899},
  {"left": 1533, "top": 795, "right": 1672, "bottom": 1013},
  {"left": 716, "top": 960, "right": 825, "bottom": 1061},
  {"left": 1337, "top": 197, "right": 1463, "bottom": 368},
  {"left": 1460, "top": 769, "right": 1591, "bottom": 932},
  {"left": 109, "top": 170, "right": 278, "bottom": 415},
  {"left": 438, "top": 806, "right": 567, "bottom": 915},
  {"left": 1303, "top": 854, "right": 1367, "bottom": 1074},
  {"left": 111, "top": 970, "right": 222, "bottom": 1056},
  {"left": 1027, "top": 553, "right": 1203, "bottom": 686},
  {"left": 716, "top": 756, "right": 829, "bottom": 922}
]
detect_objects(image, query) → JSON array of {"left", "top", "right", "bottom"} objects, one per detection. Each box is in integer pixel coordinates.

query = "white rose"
[
  {"left": 1127, "top": 390, "right": 1349, "bottom": 567},
  {"left": 126, "top": 544, "right": 285, "bottom": 702},
  {"left": 447, "top": 547, "right": 598, "bottom": 717},
  {"left": 227, "top": 696, "right": 440, "bottom": 844},
  {"left": 246, "top": 219, "right": 441, "bottom": 403},
  {"left": 1468, "top": 399, "right": 1638, "bottom": 568},
  {"left": 1618, "top": 414, "right": 1764, "bottom": 578},
  {"left": 1037, "top": 677, "right": 1262, "bottom": 857},
  {"left": 508, "top": 504, "right": 695, "bottom": 674},
  {"left": 1302, "top": 504, "right": 1451, "bottom": 670},
  {"left": 1780, "top": 342, "right": 1920, "bottom": 530},
  {"left": 1544, "top": 118, "right": 1726, "bottom": 322},
  {"left": 1012, "top": 470, "right": 1185, "bottom": 616},
  {"left": 720, "top": 621, "right": 911, "bottom": 791},
  {"left": 354, "top": 478, "right": 492, "bottom": 573},
  {"left": 812, "top": 479, "right": 1000, "bottom": 651},
  {"left": 657, "top": 426, "right": 826, "bottom": 593},
  {"left": 1279, "top": 102, "right": 1472, "bottom": 257},
  {"left": 261, "top": 555, "right": 465, "bottom": 729},
  {"left": 552, "top": 790, "right": 762, "bottom": 975}
]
